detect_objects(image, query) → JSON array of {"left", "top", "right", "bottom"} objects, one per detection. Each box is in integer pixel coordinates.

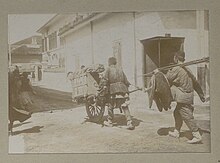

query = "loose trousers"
[
  {"left": 107, "top": 96, "right": 132, "bottom": 122},
  {"left": 174, "top": 103, "right": 199, "bottom": 132}
]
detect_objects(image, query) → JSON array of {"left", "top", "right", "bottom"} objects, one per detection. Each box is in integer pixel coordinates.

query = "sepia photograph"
[{"left": 8, "top": 11, "right": 210, "bottom": 153}]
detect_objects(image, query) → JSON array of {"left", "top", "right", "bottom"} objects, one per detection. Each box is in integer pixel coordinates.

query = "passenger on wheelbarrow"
[{"left": 101, "top": 57, "right": 134, "bottom": 130}]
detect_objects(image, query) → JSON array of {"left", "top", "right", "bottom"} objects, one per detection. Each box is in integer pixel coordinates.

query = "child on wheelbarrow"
[{"left": 100, "top": 57, "right": 134, "bottom": 130}]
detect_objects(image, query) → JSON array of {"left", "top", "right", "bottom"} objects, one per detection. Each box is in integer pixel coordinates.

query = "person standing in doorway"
[{"left": 32, "top": 71, "right": 35, "bottom": 82}]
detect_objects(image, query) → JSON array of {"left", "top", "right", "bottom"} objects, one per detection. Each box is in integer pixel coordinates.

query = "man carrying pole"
[{"left": 155, "top": 51, "right": 206, "bottom": 144}]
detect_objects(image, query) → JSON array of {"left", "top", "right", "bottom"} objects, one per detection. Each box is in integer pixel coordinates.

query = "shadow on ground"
[
  {"left": 12, "top": 126, "right": 44, "bottom": 136},
  {"left": 157, "top": 126, "right": 210, "bottom": 140},
  {"left": 12, "top": 121, "right": 32, "bottom": 128},
  {"left": 82, "top": 114, "right": 143, "bottom": 128},
  {"left": 110, "top": 114, "right": 143, "bottom": 127}
]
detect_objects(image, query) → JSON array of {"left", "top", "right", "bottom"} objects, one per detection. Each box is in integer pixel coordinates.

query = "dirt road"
[{"left": 9, "top": 102, "right": 210, "bottom": 153}]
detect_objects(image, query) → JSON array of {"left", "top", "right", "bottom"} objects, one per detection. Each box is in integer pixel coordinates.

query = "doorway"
[{"left": 141, "top": 36, "right": 185, "bottom": 87}]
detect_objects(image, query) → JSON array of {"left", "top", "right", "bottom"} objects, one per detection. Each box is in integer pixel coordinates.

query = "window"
[
  {"left": 48, "top": 32, "right": 57, "bottom": 50},
  {"left": 60, "top": 37, "right": 66, "bottom": 47},
  {"left": 59, "top": 53, "right": 65, "bottom": 68}
]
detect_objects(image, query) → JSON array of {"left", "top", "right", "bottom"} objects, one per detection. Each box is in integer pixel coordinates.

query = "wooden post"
[
  {"left": 46, "top": 36, "right": 50, "bottom": 51},
  {"left": 8, "top": 30, "right": 12, "bottom": 66},
  {"left": 90, "top": 21, "right": 94, "bottom": 64},
  {"left": 196, "top": 10, "right": 206, "bottom": 95},
  {"left": 56, "top": 31, "right": 60, "bottom": 48},
  {"left": 141, "top": 43, "right": 145, "bottom": 89},
  {"left": 158, "top": 38, "right": 161, "bottom": 67},
  {"left": 8, "top": 43, "right": 12, "bottom": 66},
  {"left": 133, "top": 12, "right": 137, "bottom": 86}
]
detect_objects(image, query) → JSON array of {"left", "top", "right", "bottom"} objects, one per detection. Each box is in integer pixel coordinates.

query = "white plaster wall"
[
  {"left": 92, "top": 13, "right": 136, "bottom": 84},
  {"left": 121, "top": 13, "right": 136, "bottom": 85},
  {"left": 44, "top": 12, "right": 209, "bottom": 89},
  {"left": 41, "top": 72, "right": 72, "bottom": 92},
  {"left": 134, "top": 12, "right": 209, "bottom": 83},
  {"left": 134, "top": 12, "right": 200, "bottom": 59},
  {"left": 64, "top": 24, "right": 93, "bottom": 72}
]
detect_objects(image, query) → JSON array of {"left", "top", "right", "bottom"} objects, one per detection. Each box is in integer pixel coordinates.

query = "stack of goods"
[{"left": 85, "top": 64, "right": 105, "bottom": 73}]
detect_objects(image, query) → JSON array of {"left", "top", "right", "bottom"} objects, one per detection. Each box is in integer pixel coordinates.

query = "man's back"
[
  {"left": 104, "top": 65, "right": 130, "bottom": 95},
  {"left": 166, "top": 66, "right": 194, "bottom": 93},
  {"left": 105, "top": 65, "right": 128, "bottom": 84}
]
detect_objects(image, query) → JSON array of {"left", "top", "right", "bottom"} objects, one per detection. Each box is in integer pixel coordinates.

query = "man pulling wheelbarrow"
[{"left": 100, "top": 57, "right": 135, "bottom": 130}]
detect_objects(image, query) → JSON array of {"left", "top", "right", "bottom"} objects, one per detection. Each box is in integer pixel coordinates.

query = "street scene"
[{"left": 8, "top": 11, "right": 210, "bottom": 153}]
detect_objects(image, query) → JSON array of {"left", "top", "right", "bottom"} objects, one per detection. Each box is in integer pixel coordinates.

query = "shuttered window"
[{"left": 48, "top": 32, "right": 57, "bottom": 50}]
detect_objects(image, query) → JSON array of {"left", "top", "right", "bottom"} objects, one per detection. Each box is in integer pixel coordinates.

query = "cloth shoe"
[
  {"left": 126, "top": 120, "right": 134, "bottom": 130},
  {"left": 104, "top": 119, "right": 113, "bottom": 127},
  {"left": 187, "top": 131, "right": 202, "bottom": 144},
  {"left": 168, "top": 129, "right": 180, "bottom": 138}
]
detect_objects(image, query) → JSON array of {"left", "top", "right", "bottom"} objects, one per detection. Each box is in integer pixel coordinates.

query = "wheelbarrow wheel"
[{"left": 85, "top": 102, "right": 105, "bottom": 123}]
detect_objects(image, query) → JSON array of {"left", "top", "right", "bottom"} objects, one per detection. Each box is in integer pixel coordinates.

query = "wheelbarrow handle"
[
  {"left": 128, "top": 86, "right": 152, "bottom": 94},
  {"left": 143, "top": 86, "right": 152, "bottom": 92},
  {"left": 128, "top": 88, "right": 142, "bottom": 94}
]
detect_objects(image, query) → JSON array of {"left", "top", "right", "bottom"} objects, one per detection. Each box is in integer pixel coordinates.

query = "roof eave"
[
  {"left": 36, "top": 14, "right": 59, "bottom": 33},
  {"left": 59, "top": 13, "right": 108, "bottom": 37}
]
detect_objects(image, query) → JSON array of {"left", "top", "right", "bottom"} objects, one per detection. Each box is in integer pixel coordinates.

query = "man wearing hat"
[
  {"left": 165, "top": 50, "right": 205, "bottom": 144},
  {"left": 102, "top": 57, "right": 134, "bottom": 130}
]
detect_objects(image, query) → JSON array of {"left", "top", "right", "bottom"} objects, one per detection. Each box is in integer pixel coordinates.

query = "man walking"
[
  {"left": 102, "top": 57, "right": 134, "bottom": 130},
  {"left": 164, "top": 51, "right": 205, "bottom": 144}
]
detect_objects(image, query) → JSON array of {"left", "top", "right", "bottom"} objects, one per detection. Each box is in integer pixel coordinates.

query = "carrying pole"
[{"left": 139, "top": 57, "right": 209, "bottom": 77}]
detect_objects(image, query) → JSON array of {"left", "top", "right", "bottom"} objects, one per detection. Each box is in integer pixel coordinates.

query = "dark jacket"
[
  {"left": 103, "top": 65, "right": 130, "bottom": 95},
  {"left": 8, "top": 72, "right": 32, "bottom": 125},
  {"left": 20, "top": 76, "right": 33, "bottom": 92}
]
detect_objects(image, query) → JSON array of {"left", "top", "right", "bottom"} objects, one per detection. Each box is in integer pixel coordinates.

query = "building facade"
[
  {"left": 37, "top": 11, "right": 209, "bottom": 94},
  {"left": 10, "top": 35, "right": 43, "bottom": 79},
  {"left": 11, "top": 35, "right": 42, "bottom": 64}
]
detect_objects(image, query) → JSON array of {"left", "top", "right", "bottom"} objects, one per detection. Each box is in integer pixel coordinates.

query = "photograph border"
[{"left": 1, "top": 0, "right": 220, "bottom": 162}]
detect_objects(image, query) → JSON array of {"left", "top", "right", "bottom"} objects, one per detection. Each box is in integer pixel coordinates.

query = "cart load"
[{"left": 69, "top": 64, "right": 106, "bottom": 122}]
